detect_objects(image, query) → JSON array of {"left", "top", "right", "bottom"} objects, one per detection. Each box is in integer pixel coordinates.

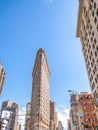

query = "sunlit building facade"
[
  {"left": 1, "top": 100, "right": 19, "bottom": 130},
  {"left": 78, "top": 92, "right": 98, "bottom": 129},
  {"left": 30, "top": 48, "right": 50, "bottom": 130},
  {"left": 69, "top": 92, "right": 98, "bottom": 130},
  {"left": 76, "top": 0, "right": 98, "bottom": 94}
]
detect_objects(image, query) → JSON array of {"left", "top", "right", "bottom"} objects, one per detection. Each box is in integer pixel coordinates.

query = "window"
[
  {"left": 88, "top": 118, "right": 90, "bottom": 122},
  {"left": 92, "top": 10, "right": 94, "bottom": 17},
  {"left": 95, "top": 90, "right": 97, "bottom": 94},
  {"left": 91, "top": 62, "right": 93, "bottom": 67},
  {"left": 96, "top": 46, "right": 98, "bottom": 52},
  {"left": 95, "top": 78, "right": 97, "bottom": 83},
  {"left": 92, "top": 83, "right": 95, "bottom": 90},
  {"left": 88, "top": 49, "right": 90, "bottom": 53},
  {"left": 94, "top": 17, "right": 97, "bottom": 24},
  {"left": 92, "top": 31, "right": 94, "bottom": 36},
  {"left": 97, "top": 24, "right": 98, "bottom": 32},
  {"left": 96, "top": 8, "right": 98, "bottom": 17},
  {"left": 97, "top": 74, "right": 98, "bottom": 80},
  {"left": 89, "top": 31, "right": 91, "bottom": 35},
  {"left": 93, "top": 69, "right": 95, "bottom": 74},
  {"left": 89, "top": 45, "right": 91, "bottom": 49},
  {"left": 91, "top": 51, "right": 92, "bottom": 55},
  {"left": 90, "top": 74, "right": 93, "bottom": 82},
  {"left": 94, "top": 66, "right": 97, "bottom": 71},
  {"left": 92, "top": 58, "right": 95, "bottom": 63},
  {"left": 89, "top": 55, "right": 91, "bottom": 60},
  {"left": 93, "top": 44, "right": 95, "bottom": 49},
  {"left": 90, "top": 25, "right": 92, "bottom": 30},
  {"left": 94, "top": 38, "right": 96, "bottom": 44},
  {"left": 88, "top": 18, "right": 90, "bottom": 24},
  {"left": 84, "top": 25, "right": 85, "bottom": 30},
  {"left": 91, "top": 37, "right": 93, "bottom": 42},
  {"left": 94, "top": 2, "right": 96, "bottom": 9},
  {"left": 95, "top": 51, "right": 97, "bottom": 57},
  {"left": 86, "top": 42, "right": 88, "bottom": 47}
]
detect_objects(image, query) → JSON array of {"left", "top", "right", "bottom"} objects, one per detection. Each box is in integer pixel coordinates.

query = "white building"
[{"left": 1, "top": 100, "right": 20, "bottom": 130}]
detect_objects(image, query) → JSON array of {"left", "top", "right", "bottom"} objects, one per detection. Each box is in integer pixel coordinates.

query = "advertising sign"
[
  {"left": 1, "top": 110, "right": 11, "bottom": 119},
  {"left": 78, "top": 102, "right": 83, "bottom": 118},
  {"left": 26, "top": 103, "right": 31, "bottom": 119}
]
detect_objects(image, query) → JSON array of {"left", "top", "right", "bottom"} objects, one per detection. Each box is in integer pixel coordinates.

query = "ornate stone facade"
[
  {"left": 30, "top": 48, "right": 50, "bottom": 130},
  {"left": 76, "top": 0, "right": 98, "bottom": 94}
]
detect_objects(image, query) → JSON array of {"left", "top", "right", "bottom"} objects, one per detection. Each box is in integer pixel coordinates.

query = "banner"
[
  {"left": 26, "top": 103, "right": 31, "bottom": 119},
  {"left": 78, "top": 102, "right": 83, "bottom": 117},
  {"left": 1, "top": 110, "right": 11, "bottom": 119}
]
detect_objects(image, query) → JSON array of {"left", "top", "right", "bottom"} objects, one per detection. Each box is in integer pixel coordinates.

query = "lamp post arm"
[{"left": 68, "top": 90, "right": 79, "bottom": 95}]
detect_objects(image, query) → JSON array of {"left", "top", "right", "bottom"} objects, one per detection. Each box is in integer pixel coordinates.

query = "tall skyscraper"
[
  {"left": 1, "top": 100, "right": 19, "bottom": 130},
  {"left": 30, "top": 48, "right": 50, "bottom": 130},
  {"left": 76, "top": 0, "right": 98, "bottom": 95},
  {"left": 0, "top": 63, "right": 5, "bottom": 96}
]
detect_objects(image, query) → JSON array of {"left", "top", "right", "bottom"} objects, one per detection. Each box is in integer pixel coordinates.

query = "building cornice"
[
  {"left": 76, "top": 0, "right": 84, "bottom": 37},
  {"left": 32, "top": 48, "right": 50, "bottom": 77}
]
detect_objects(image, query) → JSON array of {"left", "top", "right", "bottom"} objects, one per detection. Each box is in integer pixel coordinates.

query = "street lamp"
[{"left": 68, "top": 90, "right": 79, "bottom": 95}]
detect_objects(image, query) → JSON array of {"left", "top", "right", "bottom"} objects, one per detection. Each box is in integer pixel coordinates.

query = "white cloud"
[
  {"left": 56, "top": 105, "right": 70, "bottom": 129},
  {"left": 18, "top": 107, "right": 26, "bottom": 130}
]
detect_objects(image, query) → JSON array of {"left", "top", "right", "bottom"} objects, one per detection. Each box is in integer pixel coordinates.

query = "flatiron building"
[{"left": 30, "top": 48, "right": 50, "bottom": 130}]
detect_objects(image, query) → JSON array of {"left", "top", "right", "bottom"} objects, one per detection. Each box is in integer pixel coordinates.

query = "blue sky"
[{"left": 0, "top": 0, "right": 91, "bottom": 128}]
